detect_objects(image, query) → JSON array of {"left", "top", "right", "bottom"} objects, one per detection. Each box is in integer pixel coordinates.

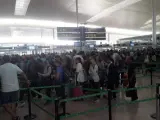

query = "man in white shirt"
[{"left": 0, "top": 55, "right": 29, "bottom": 120}]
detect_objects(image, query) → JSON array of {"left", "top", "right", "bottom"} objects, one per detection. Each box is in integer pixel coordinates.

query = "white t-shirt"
[
  {"left": 0, "top": 63, "right": 23, "bottom": 92},
  {"left": 76, "top": 63, "right": 83, "bottom": 73},
  {"left": 76, "top": 63, "right": 85, "bottom": 82},
  {"left": 89, "top": 64, "right": 100, "bottom": 82}
]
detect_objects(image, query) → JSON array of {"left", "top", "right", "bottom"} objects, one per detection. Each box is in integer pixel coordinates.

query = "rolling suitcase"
[
  {"left": 72, "top": 74, "right": 84, "bottom": 97},
  {"left": 72, "top": 86, "right": 84, "bottom": 97}
]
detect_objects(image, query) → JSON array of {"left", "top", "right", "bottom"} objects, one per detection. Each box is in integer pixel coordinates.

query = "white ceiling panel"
[
  {"left": 87, "top": 0, "right": 144, "bottom": 22},
  {"left": 123, "top": 0, "right": 152, "bottom": 14},
  {"left": 27, "top": 0, "right": 89, "bottom": 23},
  {"left": 94, "top": 9, "right": 151, "bottom": 29},
  {"left": 68, "top": 0, "right": 113, "bottom": 16},
  {"left": 0, "top": 0, "right": 15, "bottom": 17},
  {"left": 0, "top": 0, "right": 159, "bottom": 31},
  {"left": 57, "top": 0, "right": 75, "bottom": 8},
  {"left": 0, "top": 27, "right": 11, "bottom": 37}
]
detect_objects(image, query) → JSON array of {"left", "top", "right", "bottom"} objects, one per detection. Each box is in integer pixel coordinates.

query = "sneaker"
[
  {"left": 16, "top": 116, "right": 20, "bottom": 120},
  {"left": 94, "top": 99, "right": 100, "bottom": 103},
  {"left": 12, "top": 116, "right": 20, "bottom": 120},
  {"left": 131, "top": 97, "right": 138, "bottom": 101},
  {"left": 44, "top": 101, "right": 51, "bottom": 105},
  {"left": 18, "top": 102, "right": 25, "bottom": 108}
]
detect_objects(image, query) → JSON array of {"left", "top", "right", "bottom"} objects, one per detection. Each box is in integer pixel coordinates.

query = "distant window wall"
[{"left": 108, "top": 33, "right": 133, "bottom": 45}]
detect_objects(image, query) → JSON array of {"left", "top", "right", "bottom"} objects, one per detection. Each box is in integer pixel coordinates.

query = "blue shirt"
[{"left": 56, "top": 66, "right": 64, "bottom": 82}]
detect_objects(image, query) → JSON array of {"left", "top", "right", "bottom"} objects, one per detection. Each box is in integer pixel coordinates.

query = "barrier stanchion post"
[
  {"left": 151, "top": 68, "right": 153, "bottom": 85},
  {"left": 62, "top": 85, "right": 66, "bottom": 115},
  {"left": 157, "top": 94, "right": 160, "bottom": 120},
  {"left": 156, "top": 84, "right": 160, "bottom": 120},
  {"left": 24, "top": 88, "right": 36, "bottom": 120},
  {"left": 150, "top": 83, "right": 160, "bottom": 119},
  {"left": 55, "top": 98, "right": 60, "bottom": 120},
  {"left": 108, "top": 90, "right": 112, "bottom": 120},
  {"left": 59, "top": 85, "right": 70, "bottom": 117}
]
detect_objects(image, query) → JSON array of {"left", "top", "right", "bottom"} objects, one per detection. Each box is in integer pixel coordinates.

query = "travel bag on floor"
[
  {"left": 72, "top": 86, "right": 84, "bottom": 97},
  {"left": 72, "top": 73, "right": 84, "bottom": 97},
  {"left": 125, "top": 90, "right": 131, "bottom": 97},
  {"left": 126, "top": 88, "right": 137, "bottom": 98}
]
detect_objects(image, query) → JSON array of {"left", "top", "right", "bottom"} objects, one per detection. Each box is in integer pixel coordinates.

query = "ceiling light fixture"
[
  {"left": 87, "top": 0, "right": 142, "bottom": 23},
  {"left": 14, "top": 0, "right": 31, "bottom": 16}
]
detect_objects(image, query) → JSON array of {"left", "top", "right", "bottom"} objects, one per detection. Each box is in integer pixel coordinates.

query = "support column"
[
  {"left": 152, "top": 0, "right": 157, "bottom": 48},
  {"left": 76, "top": 0, "right": 82, "bottom": 51},
  {"left": 108, "top": 33, "right": 110, "bottom": 44},
  {"left": 76, "top": 0, "right": 78, "bottom": 28}
]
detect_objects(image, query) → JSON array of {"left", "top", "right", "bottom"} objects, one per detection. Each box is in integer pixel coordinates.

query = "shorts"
[{"left": 0, "top": 91, "right": 19, "bottom": 105}]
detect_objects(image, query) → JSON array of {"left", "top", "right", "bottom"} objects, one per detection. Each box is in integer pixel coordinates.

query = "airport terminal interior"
[{"left": 0, "top": 0, "right": 160, "bottom": 120}]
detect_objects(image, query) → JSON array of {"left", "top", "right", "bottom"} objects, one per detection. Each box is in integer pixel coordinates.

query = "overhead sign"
[
  {"left": 85, "top": 28, "right": 106, "bottom": 32},
  {"left": 57, "top": 27, "right": 81, "bottom": 40},
  {"left": 57, "top": 27, "right": 106, "bottom": 41},
  {"left": 85, "top": 33, "right": 106, "bottom": 40},
  {"left": 74, "top": 42, "right": 82, "bottom": 47},
  {"left": 130, "top": 41, "right": 134, "bottom": 46},
  {"left": 57, "top": 27, "right": 80, "bottom": 32},
  {"left": 85, "top": 28, "right": 106, "bottom": 40}
]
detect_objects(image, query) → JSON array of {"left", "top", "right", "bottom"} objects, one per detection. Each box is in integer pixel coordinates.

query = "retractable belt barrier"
[
  {"left": 4, "top": 64, "right": 160, "bottom": 120},
  {"left": 27, "top": 84, "right": 157, "bottom": 120}
]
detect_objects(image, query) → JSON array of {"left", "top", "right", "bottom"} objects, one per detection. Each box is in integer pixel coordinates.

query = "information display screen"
[
  {"left": 85, "top": 28, "right": 106, "bottom": 40},
  {"left": 57, "top": 27, "right": 80, "bottom": 32},
  {"left": 85, "top": 33, "right": 106, "bottom": 40},
  {"left": 74, "top": 42, "right": 82, "bottom": 47},
  {"left": 57, "top": 27, "right": 81, "bottom": 40},
  {"left": 28, "top": 46, "right": 35, "bottom": 50},
  {"left": 130, "top": 41, "right": 134, "bottom": 46},
  {"left": 85, "top": 28, "right": 106, "bottom": 32},
  {"left": 57, "top": 27, "right": 106, "bottom": 41},
  {"left": 89, "top": 45, "right": 95, "bottom": 48},
  {"left": 57, "top": 33, "right": 81, "bottom": 40}
]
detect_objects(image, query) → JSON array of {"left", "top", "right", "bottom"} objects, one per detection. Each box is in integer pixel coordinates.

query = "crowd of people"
[{"left": 0, "top": 48, "right": 159, "bottom": 120}]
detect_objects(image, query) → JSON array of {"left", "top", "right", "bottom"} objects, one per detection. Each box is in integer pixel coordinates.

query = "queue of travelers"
[{"left": 0, "top": 48, "right": 158, "bottom": 120}]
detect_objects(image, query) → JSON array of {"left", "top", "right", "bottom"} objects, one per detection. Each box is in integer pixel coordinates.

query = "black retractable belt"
[{"left": 24, "top": 87, "right": 36, "bottom": 120}]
